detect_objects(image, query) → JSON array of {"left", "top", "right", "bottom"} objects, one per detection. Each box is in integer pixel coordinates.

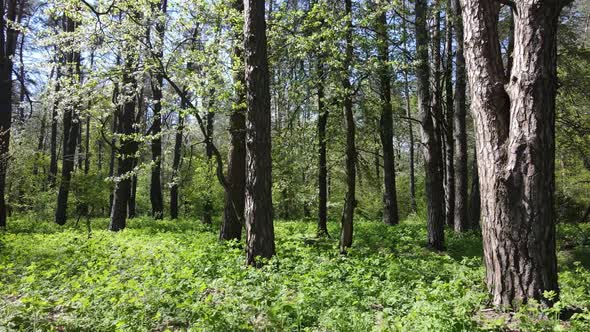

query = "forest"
[{"left": 0, "top": 0, "right": 590, "bottom": 330}]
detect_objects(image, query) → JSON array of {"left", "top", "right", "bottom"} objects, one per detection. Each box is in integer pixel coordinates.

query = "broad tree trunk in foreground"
[
  {"left": 340, "top": 0, "right": 355, "bottom": 253},
  {"left": 416, "top": 0, "right": 445, "bottom": 250},
  {"left": 220, "top": 0, "right": 246, "bottom": 241},
  {"left": 55, "top": 14, "right": 82, "bottom": 226},
  {"left": 453, "top": 0, "right": 468, "bottom": 232},
  {"left": 0, "top": 0, "right": 19, "bottom": 228},
  {"left": 376, "top": 1, "right": 399, "bottom": 226},
  {"left": 244, "top": 0, "right": 275, "bottom": 265},
  {"left": 461, "top": 0, "right": 567, "bottom": 307}
]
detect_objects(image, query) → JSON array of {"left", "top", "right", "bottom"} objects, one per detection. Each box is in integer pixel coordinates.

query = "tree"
[
  {"left": 148, "top": 0, "right": 167, "bottom": 220},
  {"left": 452, "top": 0, "right": 468, "bottom": 232},
  {"left": 340, "top": 0, "right": 355, "bottom": 253},
  {"left": 416, "top": 0, "right": 445, "bottom": 250},
  {"left": 55, "top": 12, "right": 82, "bottom": 226},
  {"left": 0, "top": 0, "right": 22, "bottom": 227},
  {"left": 220, "top": 0, "right": 246, "bottom": 241},
  {"left": 375, "top": 0, "right": 399, "bottom": 226},
  {"left": 461, "top": 0, "right": 570, "bottom": 306},
  {"left": 244, "top": 0, "right": 275, "bottom": 265}
]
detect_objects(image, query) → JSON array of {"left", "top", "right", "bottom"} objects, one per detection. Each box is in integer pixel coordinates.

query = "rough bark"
[
  {"left": 453, "top": 0, "right": 468, "bottom": 232},
  {"left": 376, "top": 1, "right": 399, "bottom": 226},
  {"left": 461, "top": 0, "right": 565, "bottom": 307},
  {"left": 149, "top": 0, "right": 167, "bottom": 220},
  {"left": 55, "top": 14, "right": 82, "bottom": 226},
  {"left": 416, "top": 0, "right": 445, "bottom": 250},
  {"left": 340, "top": 0, "right": 355, "bottom": 253},
  {"left": 244, "top": 0, "right": 275, "bottom": 266},
  {"left": 0, "top": 0, "right": 18, "bottom": 228},
  {"left": 202, "top": 94, "right": 215, "bottom": 225},
  {"left": 220, "top": 0, "right": 246, "bottom": 240}
]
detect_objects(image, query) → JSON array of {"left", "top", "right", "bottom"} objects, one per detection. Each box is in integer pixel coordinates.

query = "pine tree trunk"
[
  {"left": 461, "top": 0, "right": 565, "bottom": 307},
  {"left": 444, "top": 1, "right": 455, "bottom": 229},
  {"left": 244, "top": 0, "right": 275, "bottom": 266},
  {"left": 376, "top": 2, "right": 399, "bottom": 226},
  {"left": 55, "top": 15, "right": 81, "bottom": 226},
  {"left": 402, "top": 0, "right": 416, "bottom": 213},
  {"left": 468, "top": 148, "right": 480, "bottom": 228},
  {"left": 220, "top": 0, "right": 246, "bottom": 240},
  {"left": 416, "top": 0, "right": 445, "bottom": 250},
  {"left": 452, "top": 0, "right": 468, "bottom": 232},
  {"left": 340, "top": 0, "right": 355, "bottom": 253}
]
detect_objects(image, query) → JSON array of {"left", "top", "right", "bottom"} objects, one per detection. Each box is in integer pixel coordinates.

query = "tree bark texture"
[{"left": 444, "top": 1, "right": 455, "bottom": 229}]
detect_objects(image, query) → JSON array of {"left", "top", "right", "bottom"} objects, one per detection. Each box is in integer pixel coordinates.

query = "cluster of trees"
[{"left": 0, "top": 0, "right": 588, "bottom": 309}]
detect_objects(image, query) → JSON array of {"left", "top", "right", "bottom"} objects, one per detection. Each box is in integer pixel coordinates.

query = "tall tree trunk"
[
  {"left": 244, "top": 0, "right": 275, "bottom": 266},
  {"left": 109, "top": 51, "right": 139, "bottom": 232},
  {"left": 170, "top": 104, "right": 184, "bottom": 220},
  {"left": 453, "top": 0, "right": 468, "bottom": 232},
  {"left": 0, "top": 0, "right": 18, "bottom": 228},
  {"left": 48, "top": 72, "right": 60, "bottom": 187},
  {"left": 376, "top": 1, "right": 399, "bottom": 226},
  {"left": 149, "top": 0, "right": 167, "bottom": 220},
  {"left": 461, "top": 0, "right": 566, "bottom": 307},
  {"left": 402, "top": 0, "right": 416, "bottom": 213},
  {"left": 55, "top": 14, "right": 82, "bottom": 226},
  {"left": 220, "top": 0, "right": 246, "bottom": 240},
  {"left": 202, "top": 94, "right": 215, "bottom": 225},
  {"left": 468, "top": 147, "right": 480, "bottom": 228},
  {"left": 340, "top": 0, "right": 355, "bottom": 253},
  {"left": 444, "top": 1, "right": 455, "bottom": 229},
  {"left": 416, "top": 0, "right": 445, "bottom": 250}
]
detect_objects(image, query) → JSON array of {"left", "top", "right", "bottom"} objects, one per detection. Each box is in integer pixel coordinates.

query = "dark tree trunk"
[
  {"left": 444, "top": 1, "right": 455, "bottom": 229},
  {"left": 48, "top": 74, "right": 60, "bottom": 187},
  {"left": 55, "top": 14, "right": 82, "bottom": 226},
  {"left": 220, "top": 0, "right": 246, "bottom": 240},
  {"left": 149, "top": 0, "right": 167, "bottom": 220},
  {"left": 170, "top": 105, "right": 184, "bottom": 220},
  {"left": 461, "top": 0, "right": 565, "bottom": 307},
  {"left": 340, "top": 0, "right": 355, "bottom": 253},
  {"left": 108, "top": 110, "right": 117, "bottom": 212},
  {"left": 202, "top": 95, "right": 215, "bottom": 225},
  {"left": 128, "top": 157, "right": 137, "bottom": 219},
  {"left": 453, "top": 0, "right": 468, "bottom": 232},
  {"left": 402, "top": 0, "right": 416, "bottom": 213},
  {"left": 0, "top": 0, "right": 18, "bottom": 228},
  {"left": 244, "top": 0, "right": 275, "bottom": 266},
  {"left": 109, "top": 52, "right": 139, "bottom": 232},
  {"left": 416, "top": 0, "right": 445, "bottom": 250},
  {"left": 376, "top": 2, "right": 399, "bottom": 226}
]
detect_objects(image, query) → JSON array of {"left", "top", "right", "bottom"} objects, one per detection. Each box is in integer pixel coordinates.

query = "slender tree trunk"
[
  {"left": 340, "top": 0, "right": 355, "bottom": 253},
  {"left": 402, "top": 0, "right": 416, "bottom": 213},
  {"left": 55, "top": 14, "right": 82, "bottom": 226},
  {"left": 220, "top": 0, "right": 246, "bottom": 240},
  {"left": 244, "top": 0, "right": 275, "bottom": 266},
  {"left": 202, "top": 94, "right": 215, "bottom": 225},
  {"left": 461, "top": 0, "right": 565, "bottom": 307},
  {"left": 376, "top": 1, "right": 399, "bottom": 226},
  {"left": 170, "top": 111, "right": 184, "bottom": 220},
  {"left": 149, "top": 0, "right": 167, "bottom": 220},
  {"left": 453, "top": 0, "right": 468, "bottom": 232},
  {"left": 468, "top": 147, "right": 480, "bottom": 228},
  {"left": 416, "top": 0, "right": 445, "bottom": 250},
  {"left": 109, "top": 51, "right": 139, "bottom": 232},
  {"left": 444, "top": 1, "right": 455, "bottom": 229},
  {"left": 48, "top": 64, "right": 61, "bottom": 187}
]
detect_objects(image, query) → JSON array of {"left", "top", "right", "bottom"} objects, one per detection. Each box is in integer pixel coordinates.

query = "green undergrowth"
[{"left": 0, "top": 216, "right": 589, "bottom": 331}]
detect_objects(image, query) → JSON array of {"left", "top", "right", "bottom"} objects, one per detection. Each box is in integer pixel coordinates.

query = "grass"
[{"left": 0, "top": 215, "right": 589, "bottom": 331}]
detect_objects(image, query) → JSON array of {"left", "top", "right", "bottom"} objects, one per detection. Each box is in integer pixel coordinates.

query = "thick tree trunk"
[
  {"left": 461, "top": 0, "right": 565, "bottom": 307},
  {"left": 220, "top": 0, "right": 246, "bottom": 240},
  {"left": 416, "top": 0, "right": 445, "bottom": 250},
  {"left": 340, "top": 0, "right": 355, "bottom": 253},
  {"left": 453, "top": 0, "right": 468, "bottom": 232},
  {"left": 0, "top": 0, "right": 18, "bottom": 227},
  {"left": 244, "top": 0, "right": 275, "bottom": 266},
  {"left": 109, "top": 53, "right": 138, "bottom": 232},
  {"left": 149, "top": 0, "right": 167, "bottom": 220},
  {"left": 55, "top": 15, "right": 81, "bottom": 226},
  {"left": 444, "top": 2, "right": 455, "bottom": 229},
  {"left": 376, "top": 2, "right": 399, "bottom": 226}
]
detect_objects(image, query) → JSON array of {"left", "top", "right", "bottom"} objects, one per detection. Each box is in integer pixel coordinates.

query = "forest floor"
[{"left": 0, "top": 215, "right": 589, "bottom": 331}]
